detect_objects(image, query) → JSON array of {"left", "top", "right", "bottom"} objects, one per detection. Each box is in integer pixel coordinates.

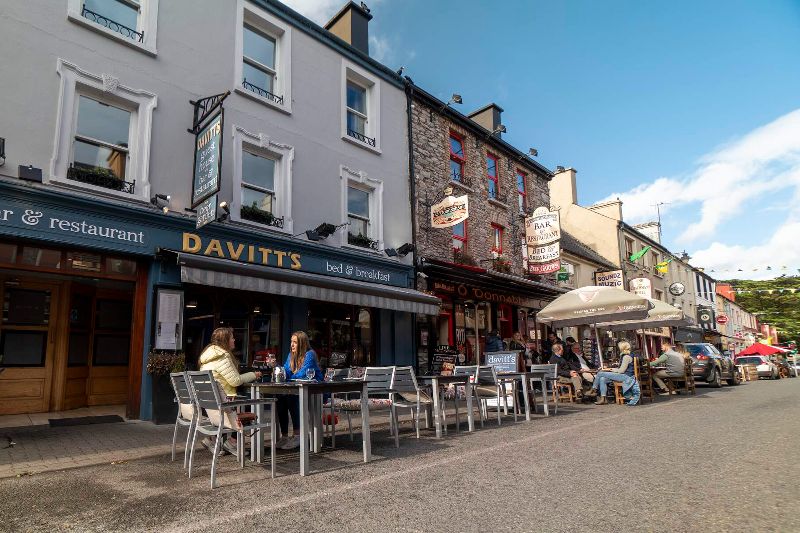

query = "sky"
[{"left": 283, "top": 0, "right": 800, "bottom": 281}]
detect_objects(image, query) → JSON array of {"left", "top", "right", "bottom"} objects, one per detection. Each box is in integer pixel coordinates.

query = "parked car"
[
  {"left": 734, "top": 355, "right": 779, "bottom": 379},
  {"left": 685, "top": 343, "right": 740, "bottom": 387},
  {"left": 773, "top": 358, "right": 795, "bottom": 378}
]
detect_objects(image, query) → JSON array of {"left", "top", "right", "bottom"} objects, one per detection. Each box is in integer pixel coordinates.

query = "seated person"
[
  {"left": 564, "top": 342, "right": 596, "bottom": 395},
  {"left": 592, "top": 340, "right": 639, "bottom": 406},
  {"left": 548, "top": 343, "right": 585, "bottom": 399},
  {"left": 509, "top": 331, "right": 526, "bottom": 351},
  {"left": 276, "top": 331, "right": 323, "bottom": 450},
  {"left": 649, "top": 341, "right": 686, "bottom": 393},
  {"left": 484, "top": 330, "right": 505, "bottom": 352}
]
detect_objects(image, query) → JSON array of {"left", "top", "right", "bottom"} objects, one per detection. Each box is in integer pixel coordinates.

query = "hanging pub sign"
[
  {"left": 629, "top": 277, "right": 653, "bottom": 298},
  {"left": 431, "top": 194, "right": 469, "bottom": 228},
  {"left": 191, "top": 112, "right": 223, "bottom": 208},
  {"left": 525, "top": 207, "right": 561, "bottom": 274},
  {"left": 595, "top": 269, "right": 624, "bottom": 288},
  {"left": 195, "top": 194, "right": 218, "bottom": 229}
]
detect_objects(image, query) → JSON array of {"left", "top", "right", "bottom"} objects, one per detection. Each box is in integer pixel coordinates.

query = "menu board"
[
  {"left": 155, "top": 289, "right": 183, "bottom": 350},
  {"left": 431, "top": 353, "right": 457, "bottom": 374}
]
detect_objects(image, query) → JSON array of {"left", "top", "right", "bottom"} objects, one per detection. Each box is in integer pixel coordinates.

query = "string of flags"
[
  {"left": 626, "top": 245, "right": 800, "bottom": 276},
  {"left": 732, "top": 287, "right": 800, "bottom": 295},
  {"left": 710, "top": 266, "right": 800, "bottom": 273}
]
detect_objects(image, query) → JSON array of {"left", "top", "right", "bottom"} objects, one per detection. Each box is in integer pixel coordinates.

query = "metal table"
[
  {"left": 417, "top": 374, "right": 475, "bottom": 438},
  {"left": 250, "top": 380, "right": 372, "bottom": 476},
  {"left": 506, "top": 370, "right": 549, "bottom": 418}
]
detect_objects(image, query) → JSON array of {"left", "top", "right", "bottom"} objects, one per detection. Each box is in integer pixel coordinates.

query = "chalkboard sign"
[
  {"left": 431, "top": 353, "right": 457, "bottom": 374},
  {"left": 484, "top": 351, "right": 519, "bottom": 373}
]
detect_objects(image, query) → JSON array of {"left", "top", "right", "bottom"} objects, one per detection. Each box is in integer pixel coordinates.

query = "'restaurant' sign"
[
  {"left": 595, "top": 269, "right": 624, "bottom": 288},
  {"left": 192, "top": 112, "right": 223, "bottom": 208},
  {"left": 431, "top": 194, "right": 469, "bottom": 228},
  {"left": 525, "top": 207, "right": 561, "bottom": 274},
  {"left": 629, "top": 277, "right": 652, "bottom": 298}
]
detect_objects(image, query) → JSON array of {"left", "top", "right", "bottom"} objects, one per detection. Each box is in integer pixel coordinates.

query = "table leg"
[
  {"left": 465, "top": 381, "right": 475, "bottom": 432},
  {"left": 299, "top": 386, "right": 309, "bottom": 476},
  {"left": 311, "top": 394, "right": 322, "bottom": 453},
  {"left": 431, "top": 377, "right": 442, "bottom": 438},
  {"left": 361, "top": 382, "right": 372, "bottom": 463},
  {"left": 251, "top": 386, "right": 263, "bottom": 463},
  {"left": 521, "top": 376, "right": 531, "bottom": 421},
  {"left": 541, "top": 378, "right": 549, "bottom": 416}
]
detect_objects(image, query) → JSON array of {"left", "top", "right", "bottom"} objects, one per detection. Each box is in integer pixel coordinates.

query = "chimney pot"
[
  {"left": 325, "top": 1, "right": 373, "bottom": 55},
  {"left": 468, "top": 103, "right": 504, "bottom": 138}
]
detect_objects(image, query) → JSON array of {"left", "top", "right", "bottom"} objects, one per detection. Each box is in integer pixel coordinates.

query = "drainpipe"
[{"left": 404, "top": 76, "right": 419, "bottom": 289}]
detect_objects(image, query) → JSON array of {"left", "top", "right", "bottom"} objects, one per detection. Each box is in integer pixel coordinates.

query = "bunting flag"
[
  {"left": 629, "top": 245, "right": 652, "bottom": 262},
  {"left": 655, "top": 258, "right": 672, "bottom": 274}
]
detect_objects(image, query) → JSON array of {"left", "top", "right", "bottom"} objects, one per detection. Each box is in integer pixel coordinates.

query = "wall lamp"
[
  {"left": 432, "top": 93, "right": 463, "bottom": 120},
  {"left": 218, "top": 201, "right": 231, "bottom": 221},
  {"left": 300, "top": 222, "right": 347, "bottom": 241},
  {"left": 528, "top": 148, "right": 538, "bottom": 157},
  {"left": 485, "top": 124, "right": 506, "bottom": 139},
  {"left": 150, "top": 193, "right": 171, "bottom": 213},
  {"left": 384, "top": 243, "right": 415, "bottom": 257}
]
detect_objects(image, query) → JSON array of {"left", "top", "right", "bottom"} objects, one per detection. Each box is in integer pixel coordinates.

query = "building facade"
[{"left": 0, "top": 0, "right": 439, "bottom": 418}]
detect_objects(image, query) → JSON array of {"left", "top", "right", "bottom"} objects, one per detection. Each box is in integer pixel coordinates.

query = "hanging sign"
[
  {"left": 195, "top": 194, "right": 217, "bottom": 229},
  {"left": 525, "top": 207, "right": 561, "bottom": 274},
  {"left": 595, "top": 270, "right": 624, "bottom": 288},
  {"left": 716, "top": 314, "right": 729, "bottom": 325},
  {"left": 527, "top": 241, "right": 561, "bottom": 274},
  {"left": 431, "top": 194, "right": 469, "bottom": 228},
  {"left": 191, "top": 111, "right": 223, "bottom": 208},
  {"left": 629, "top": 277, "right": 652, "bottom": 298}
]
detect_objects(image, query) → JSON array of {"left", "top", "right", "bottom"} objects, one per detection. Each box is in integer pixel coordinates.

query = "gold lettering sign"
[{"left": 181, "top": 232, "right": 302, "bottom": 270}]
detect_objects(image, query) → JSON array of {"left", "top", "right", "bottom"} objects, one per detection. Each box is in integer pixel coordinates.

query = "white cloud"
[
  {"left": 279, "top": 0, "right": 347, "bottom": 24},
  {"left": 369, "top": 35, "right": 390, "bottom": 63},
  {"left": 600, "top": 109, "right": 800, "bottom": 243}
]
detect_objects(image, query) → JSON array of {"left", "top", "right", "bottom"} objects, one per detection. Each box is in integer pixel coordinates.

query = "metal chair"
[
  {"left": 169, "top": 372, "right": 197, "bottom": 469},
  {"left": 448, "top": 365, "right": 480, "bottom": 430},
  {"left": 528, "top": 364, "right": 559, "bottom": 416},
  {"left": 185, "top": 370, "right": 277, "bottom": 488},
  {"left": 390, "top": 366, "right": 436, "bottom": 439},
  {"left": 474, "top": 365, "right": 504, "bottom": 425},
  {"left": 322, "top": 367, "right": 354, "bottom": 448}
]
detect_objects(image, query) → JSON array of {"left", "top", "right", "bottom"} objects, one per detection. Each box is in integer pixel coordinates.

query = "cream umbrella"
[{"left": 594, "top": 298, "right": 692, "bottom": 331}]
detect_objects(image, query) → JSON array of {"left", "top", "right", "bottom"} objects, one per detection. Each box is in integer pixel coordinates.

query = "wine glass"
[{"left": 306, "top": 368, "right": 316, "bottom": 381}]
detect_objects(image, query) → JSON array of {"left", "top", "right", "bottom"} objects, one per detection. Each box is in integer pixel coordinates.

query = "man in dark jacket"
[
  {"left": 549, "top": 343, "right": 584, "bottom": 399},
  {"left": 484, "top": 330, "right": 504, "bottom": 352}
]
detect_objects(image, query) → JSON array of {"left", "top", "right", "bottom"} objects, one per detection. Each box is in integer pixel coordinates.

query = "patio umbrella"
[
  {"left": 738, "top": 342, "right": 788, "bottom": 356},
  {"left": 594, "top": 298, "right": 692, "bottom": 331}
]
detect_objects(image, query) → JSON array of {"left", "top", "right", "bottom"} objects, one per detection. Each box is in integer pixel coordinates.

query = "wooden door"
[
  {"left": 87, "top": 291, "right": 132, "bottom": 406},
  {"left": 0, "top": 279, "right": 60, "bottom": 415},
  {"left": 61, "top": 283, "right": 94, "bottom": 410}
]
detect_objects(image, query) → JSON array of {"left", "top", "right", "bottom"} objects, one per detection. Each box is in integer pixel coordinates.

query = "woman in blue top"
[{"left": 276, "top": 331, "right": 323, "bottom": 450}]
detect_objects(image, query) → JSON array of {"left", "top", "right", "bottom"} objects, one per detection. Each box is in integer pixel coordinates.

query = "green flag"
[{"left": 629, "top": 245, "right": 652, "bottom": 262}]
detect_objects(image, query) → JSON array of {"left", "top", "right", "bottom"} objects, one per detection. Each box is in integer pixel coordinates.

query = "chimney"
[
  {"left": 632, "top": 221, "right": 661, "bottom": 244},
  {"left": 325, "top": 2, "right": 373, "bottom": 56},
  {"left": 468, "top": 103, "right": 504, "bottom": 138},
  {"left": 549, "top": 167, "right": 578, "bottom": 207}
]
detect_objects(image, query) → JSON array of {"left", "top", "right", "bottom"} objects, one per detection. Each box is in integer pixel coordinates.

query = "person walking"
[{"left": 276, "top": 331, "right": 323, "bottom": 450}]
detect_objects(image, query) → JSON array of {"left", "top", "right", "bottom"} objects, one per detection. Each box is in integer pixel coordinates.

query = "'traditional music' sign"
[{"left": 431, "top": 194, "right": 469, "bottom": 228}]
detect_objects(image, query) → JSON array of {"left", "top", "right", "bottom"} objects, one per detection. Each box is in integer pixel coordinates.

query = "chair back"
[
  {"left": 476, "top": 365, "right": 498, "bottom": 385},
  {"left": 391, "top": 366, "right": 419, "bottom": 393},
  {"left": 530, "top": 363, "right": 557, "bottom": 380},
  {"left": 186, "top": 370, "right": 225, "bottom": 411},
  {"left": 454, "top": 365, "right": 478, "bottom": 377},
  {"left": 325, "top": 367, "right": 350, "bottom": 382},
  {"left": 170, "top": 372, "right": 195, "bottom": 421},
  {"left": 363, "top": 366, "right": 395, "bottom": 393}
]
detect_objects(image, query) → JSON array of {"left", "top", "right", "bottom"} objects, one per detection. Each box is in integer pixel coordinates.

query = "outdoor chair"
[
  {"left": 448, "top": 365, "right": 480, "bottom": 429},
  {"left": 169, "top": 372, "right": 197, "bottom": 469},
  {"left": 322, "top": 367, "right": 355, "bottom": 448},
  {"left": 185, "top": 370, "right": 277, "bottom": 488},
  {"left": 528, "top": 364, "right": 558, "bottom": 416},
  {"left": 662, "top": 358, "right": 696, "bottom": 395},
  {"left": 474, "top": 365, "right": 505, "bottom": 425},
  {"left": 635, "top": 358, "right": 655, "bottom": 403},
  {"left": 555, "top": 379, "right": 576, "bottom": 403},
  {"left": 390, "top": 366, "right": 437, "bottom": 439}
]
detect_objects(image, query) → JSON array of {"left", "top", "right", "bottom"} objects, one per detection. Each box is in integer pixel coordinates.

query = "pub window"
[
  {"left": 67, "top": 252, "right": 102, "bottom": 273},
  {"left": 241, "top": 151, "right": 276, "bottom": 224},
  {"left": 342, "top": 60, "right": 380, "bottom": 151},
  {"left": 307, "top": 302, "right": 375, "bottom": 369},
  {"left": 347, "top": 186, "right": 371, "bottom": 247},
  {"left": 516, "top": 169, "right": 527, "bottom": 213},
  {"left": 449, "top": 132, "right": 465, "bottom": 182},
  {"left": 242, "top": 24, "right": 278, "bottom": 101},
  {"left": 452, "top": 221, "right": 467, "bottom": 252},
  {"left": 68, "top": 0, "right": 159, "bottom": 54},
  {"left": 0, "top": 243, "right": 17, "bottom": 264},
  {"left": 625, "top": 238, "right": 634, "bottom": 261},
  {"left": 105, "top": 257, "right": 137, "bottom": 276},
  {"left": 20, "top": 247, "right": 62, "bottom": 269},
  {"left": 0, "top": 331, "right": 47, "bottom": 367},
  {"left": 487, "top": 153, "right": 499, "bottom": 200},
  {"left": 491, "top": 224, "right": 504, "bottom": 254}
]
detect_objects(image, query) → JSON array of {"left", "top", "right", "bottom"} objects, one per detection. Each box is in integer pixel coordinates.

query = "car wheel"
[
  {"left": 708, "top": 366, "right": 722, "bottom": 388},
  {"left": 727, "top": 369, "right": 740, "bottom": 386}
]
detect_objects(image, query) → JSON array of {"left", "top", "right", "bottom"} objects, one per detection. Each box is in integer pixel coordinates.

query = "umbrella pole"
[
  {"left": 641, "top": 329, "right": 650, "bottom": 359},
  {"left": 594, "top": 325, "right": 604, "bottom": 368}
]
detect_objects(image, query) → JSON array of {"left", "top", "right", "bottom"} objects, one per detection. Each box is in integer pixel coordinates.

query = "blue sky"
[{"left": 285, "top": 0, "right": 800, "bottom": 280}]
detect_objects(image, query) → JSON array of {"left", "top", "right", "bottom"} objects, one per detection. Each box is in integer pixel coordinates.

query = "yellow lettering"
[
  {"left": 204, "top": 239, "right": 224, "bottom": 258},
  {"left": 258, "top": 247, "right": 272, "bottom": 264},
  {"left": 290, "top": 253, "right": 302, "bottom": 270},
  {"left": 248, "top": 245, "right": 255, "bottom": 263},
  {"left": 275, "top": 250, "right": 287, "bottom": 267},
  {"left": 226, "top": 242, "right": 245, "bottom": 261},
  {"left": 182, "top": 232, "right": 202, "bottom": 253}
]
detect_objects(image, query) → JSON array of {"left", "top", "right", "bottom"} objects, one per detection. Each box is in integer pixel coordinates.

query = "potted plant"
[
  {"left": 146, "top": 350, "right": 186, "bottom": 424},
  {"left": 492, "top": 254, "right": 512, "bottom": 273},
  {"left": 453, "top": 248, "right": 477, "bottom": 266}
]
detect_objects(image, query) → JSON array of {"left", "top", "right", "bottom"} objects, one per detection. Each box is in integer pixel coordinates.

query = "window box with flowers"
[
  {"left": 146, "top": 350, "right": 186, "bottom": 424},
  {"left": 453, "top": 248, "right": 477, "bottom": 266},
  {"left": 491, "top": 254, "right": 512, "bottom": 273},
  {"left": 347, "top": 232, "right": 379, "bottom": 250}
]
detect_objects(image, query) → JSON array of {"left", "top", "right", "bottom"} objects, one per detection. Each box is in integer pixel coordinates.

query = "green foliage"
[
  {"left": 146, "top": 351, "right": 186, "bottom": 376},
  {"left": 723, "top": 276, "right": 800, "bottom": 344},
  {"left": 241, "top": 204, "right": 276, "bottom": 225}
]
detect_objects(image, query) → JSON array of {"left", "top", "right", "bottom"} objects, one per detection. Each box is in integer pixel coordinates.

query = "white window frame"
[
  {"left": 231, "top": 125, "right": 294, "bottom": 234},
  {"left": 67, "top": 0, "right": 159, "bottom": 56},
  {"left": 341, "top": 59, "right": 381, "bottom": 154},
  {"left": 234, "top": 0, "right": 292, "bottom": 114},
  {"left": 340, "top": 165, "right": 383, "bottom": 252},
  {"left": 50, "top": 59, "right": 157, "bottom": 202}
]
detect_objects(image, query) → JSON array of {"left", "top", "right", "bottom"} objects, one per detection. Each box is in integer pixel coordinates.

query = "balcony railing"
[
  {"left": 449, "top": 169, "right": 471, "bottom": 188},
  {"left": 346, "top": 129, "right": 376, "bottom": 147},
  {"left": 242, "top": 79, "right": 284, "bottom": 105},
  {"left": 81, "top": 6, "right": 144, "bottom": 42},
  {"left": 348, "top": 232, "right": 378, "bottom": 250},
  {"left": 67, "top": 166, "right": 135, "bottom": 194},
  {"left": 240, "top": 205, "right": 284, "bottom": 228}
]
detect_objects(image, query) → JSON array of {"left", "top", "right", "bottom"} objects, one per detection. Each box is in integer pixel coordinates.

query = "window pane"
[
  {"left": 76, "top": 96, "right": 130, "bottom": 147},
  {"left": 0, "top": 331, "right": 47, "bottom": 367},
  {"left": 93, "top": 334, "right": 130, "bottom": 366},
  {"left": 348, "top": 216, "right": 368, "bottom": 237},
  {"left": 243, "top": 62, "right": 275, "bottom": 94},
  {"left": 347, "top": 111, "right": 366, "bottom": 135},
  {"left": 20, "top": 247, "right": 61, "bottom": 269},
  {"left": 452, "top": 238, "right": 465, "bottom": 251},
  {"left": 67, "top": 252, "right": 102, "bottom": 272},
  {"left": 516, "top": 172, "right": 526, "bottom": 193},
  {"left": 84, "top": 0, "right": 139, "bottom": 30},
  {"left": 449, "top": 136, "right": 463, "bottom": 158},
  {"left": 68, "top": 333, "right": 90, "bottom": 366},
  {"left": 243, "top": 25, "right": 276, "bottom": 70},
  {"left": 518, "top": 193, "right": 525, "bottom": 212},
  {"left": 73, "top": 139, "right": 127, "bottom": 178},
  {"left": 69, "top": 293, "right": 93, "bottom": 329},
  {"left": 452, "top": 222, "right": 465, "bottom": 238},
  {"left": 488, "top": 180, "right": 497, "bottom": 199},
  {"left": 348, "top": 187, "right": 370, "bottom": 218},
  {"left": 242, "top": 152, "right": 275, "bottom": 191},
  {"left": 106, "top": 258, "right": 137, "bottom": 276},
  {"left": 242, "top": 187, "right": 274, "bottom": 213},
  {"left": 95, "top": 299, "right": 132, "bottom": 330},
  {"left": 3, "top": 289, "right": 50, "bottom": 325},
  {"left": 346, "top": 82, "right": 366, "bottom": 114},
  {"left": 0, "top": 243, "right": 17, "bottom": 264},
  {"left": 487, "top": 156, "right": 497, "bottom": 177},
  {"left": 450, "top": 160, "right": 463, "bottom": 180}
]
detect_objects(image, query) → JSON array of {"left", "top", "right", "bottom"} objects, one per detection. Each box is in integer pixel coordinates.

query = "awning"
[{"left": 174, "top": 252, "right": 441, "bottom": 315}]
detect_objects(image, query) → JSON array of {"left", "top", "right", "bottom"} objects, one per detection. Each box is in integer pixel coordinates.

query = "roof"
[{"left": 559, "top": 231, "right": 617, "bottom": 271}]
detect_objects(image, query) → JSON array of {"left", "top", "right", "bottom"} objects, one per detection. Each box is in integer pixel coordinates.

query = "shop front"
[{"left": 417, "top": 259, "right": 563, "bottom": 372}]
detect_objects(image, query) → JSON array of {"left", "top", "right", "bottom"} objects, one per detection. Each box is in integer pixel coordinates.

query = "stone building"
[{"left": 406, "top": 84, "right": 564, "bottom": 370}]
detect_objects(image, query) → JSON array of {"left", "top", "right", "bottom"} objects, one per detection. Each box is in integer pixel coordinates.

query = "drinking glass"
[{"left": 306, "top": 368, "right": 316, "bottom": 381}]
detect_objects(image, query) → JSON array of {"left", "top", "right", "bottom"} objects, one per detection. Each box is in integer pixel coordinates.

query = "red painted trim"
[
  {"left": 515, "top": 168, "right": 527, "bottom": 210},
  {"left": 449, "top": 131, "right": 466, "bottom": 181},
  {"left": 491, "top": 223, "right": 504, "bottom": 254},
  {"left": 487, "top": 152, "right": 499, "bottom": 198}
]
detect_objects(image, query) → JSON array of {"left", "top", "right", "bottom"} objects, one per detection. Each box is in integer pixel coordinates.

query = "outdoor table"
[
  {"left": 417, "top": 374, "right": 475, "bottom": 438},
  {"left": 497, "top": 371, "right": 546, "bottom": 421},
  {"left": 249, "top": 380, "right": 372, "bottom": 476},
  {"left": 525, "top": 367, "right": 558, "bottom": 416}
]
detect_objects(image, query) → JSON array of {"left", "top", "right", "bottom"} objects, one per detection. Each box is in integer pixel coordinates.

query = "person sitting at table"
[
  {"left": 199, "top": 327, "right": 262, "bottom": 455},
  {"left": 548, "top": 343, "right": 585, "bottom": 400},
  {"left": 565, "top": 342, "right": 597, "bottom": 396},
  {"left": 485, "top": 329, "right": 505, "bottom": 352},
  {"left": 648, "top": 341, "right": 686, "bottom": 393},
  {"left": 592, "top": 340, "right": 640, "bottom": 405},
  {"left": 276, "top": 331, "right": 324, "bottom": 450},
  {"left": 509, "top": 331, "right": 526, "bottom": 351}
]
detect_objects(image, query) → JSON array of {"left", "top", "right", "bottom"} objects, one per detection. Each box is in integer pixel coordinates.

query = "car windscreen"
[
  {"left": 736, "top": 357, "right": 761, "bottom": 365},
  {"left": 686, "top": 345, "right": 711, "bottom": 357}
]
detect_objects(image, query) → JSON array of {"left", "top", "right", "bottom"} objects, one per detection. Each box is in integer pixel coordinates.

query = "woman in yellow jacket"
[{"left": 198, "top": 327, "right": 261, "bottom": 454}]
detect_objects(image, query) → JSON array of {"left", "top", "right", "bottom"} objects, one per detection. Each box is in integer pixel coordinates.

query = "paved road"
[{"left": 1, "top": 379, "right": 798, "bottom": 532}]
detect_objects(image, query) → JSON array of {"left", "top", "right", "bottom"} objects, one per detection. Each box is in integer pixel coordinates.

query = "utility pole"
[{"left": 652, "top": 202, "right": 670, "bottom": 241}]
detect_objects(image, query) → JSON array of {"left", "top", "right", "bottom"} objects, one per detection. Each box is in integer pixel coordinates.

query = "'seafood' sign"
[{"left": 431, "top": 195, "right": 469, "bottom": 228}]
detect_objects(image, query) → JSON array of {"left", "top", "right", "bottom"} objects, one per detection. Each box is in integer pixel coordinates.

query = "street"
[{"left": 1, "top": 379, "right": 798, "bottom": 533}]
